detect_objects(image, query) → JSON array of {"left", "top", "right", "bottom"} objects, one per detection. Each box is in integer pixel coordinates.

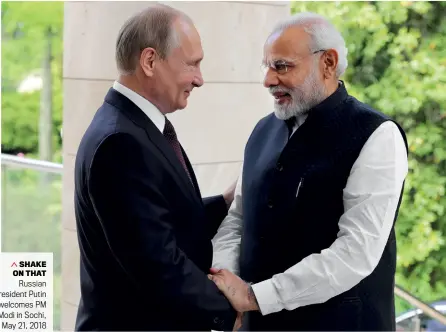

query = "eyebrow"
[{"left": 263, "top": 57, "right": 295, "bottom": 65}]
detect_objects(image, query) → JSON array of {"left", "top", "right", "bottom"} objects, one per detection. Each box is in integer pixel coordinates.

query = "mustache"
[{"left": 269, "top": 86, "right": 293, "bottom": 95}]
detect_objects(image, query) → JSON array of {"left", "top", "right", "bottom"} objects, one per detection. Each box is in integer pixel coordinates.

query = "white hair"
[{"left": 268, "top": 12, "right": 348, "bottom": 78}]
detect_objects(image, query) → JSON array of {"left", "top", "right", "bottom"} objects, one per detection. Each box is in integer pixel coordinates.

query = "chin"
[
  {"left": 274, "top": 99, "right": 311, "bottom": 120},
  {"left": 274, "top": 104, "right": 295, "bottom": 120},
  {"left": 177, "top": 101, "right": 187, "bottom": 110}
]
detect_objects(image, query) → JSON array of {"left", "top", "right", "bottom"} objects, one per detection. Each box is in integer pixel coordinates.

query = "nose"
[
  {"left": 263, "top": 68, "right": 279, "bottom": 88},
  {"left": 193, "top": 69, "right": 204, "bottom": 88}
]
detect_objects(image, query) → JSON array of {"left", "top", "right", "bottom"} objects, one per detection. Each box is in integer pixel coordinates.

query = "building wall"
[{"left": 61, "top": 1, "right": 289, "bottom": 329}]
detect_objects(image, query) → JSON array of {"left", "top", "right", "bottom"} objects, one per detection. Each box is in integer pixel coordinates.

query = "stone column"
[{"left": 61, "top": 1, "right": 289, "bottom": 329}]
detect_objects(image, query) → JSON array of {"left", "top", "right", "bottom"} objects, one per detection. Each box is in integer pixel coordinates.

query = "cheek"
[
  {"left": 279, "top": 78, "right": 295, "bottom": 90},
  {"left": 282, "top": 69, "right": 313, "bottom": 89},
  {"left": 279, "top": 73, "right": 301, "bottom": 90},
  {"left": 176, "top": 73, "right": 194, "bottom": 92}
]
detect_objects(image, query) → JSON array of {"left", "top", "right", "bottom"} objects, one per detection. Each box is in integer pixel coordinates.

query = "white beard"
[{"left": 271, "top": 66, "right": 327, "bottom": 120}]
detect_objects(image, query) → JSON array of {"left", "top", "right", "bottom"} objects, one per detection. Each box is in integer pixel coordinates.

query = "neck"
[
  {"left": 117, "top": 75, "right": 167, "bottom": 115},
  {"left": 324, "top": 79, "right": 339, "bottom": 98}
]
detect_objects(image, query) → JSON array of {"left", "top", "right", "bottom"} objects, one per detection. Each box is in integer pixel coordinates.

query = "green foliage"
[
  {"left": 1, "top": 1, "right": 63, "bottom": 157},
  {"left": 1, "top": 167, "right": 62, "bottom": 329},
  {"left": 1, "top": 2, "right": 64, "bottom": 328},
  {"left": 291, "top": 1, "right": 446, "bottom": 313}
]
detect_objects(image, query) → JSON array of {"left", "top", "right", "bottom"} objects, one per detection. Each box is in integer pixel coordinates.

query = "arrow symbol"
[{"left": 11, "top": 262, "right": 17, "bottom": 267}]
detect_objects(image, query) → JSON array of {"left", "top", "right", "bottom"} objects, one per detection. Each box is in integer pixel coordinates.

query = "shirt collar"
[{"left": 113, "top": 81, "right": 165, "bottom": 133}]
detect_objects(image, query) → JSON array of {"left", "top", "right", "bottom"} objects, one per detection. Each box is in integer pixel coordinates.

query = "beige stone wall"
[{"left": 61, "top": 1, "right": 289, "bottom": 330}]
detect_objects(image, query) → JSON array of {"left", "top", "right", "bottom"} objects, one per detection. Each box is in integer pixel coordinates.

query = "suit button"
[
  {"left": 276, "top": 162, "right": 283, "bottom": 171},
  {"left": 213, "top": 317, "right": 224, "bottom": 325},
  {"left": 267, "top": 199, "right": 273, "bottom": 208}
]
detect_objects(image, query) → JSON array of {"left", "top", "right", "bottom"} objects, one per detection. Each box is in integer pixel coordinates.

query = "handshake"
[{"left": 208, "top": 268, "right": 260, "bottom": 331}]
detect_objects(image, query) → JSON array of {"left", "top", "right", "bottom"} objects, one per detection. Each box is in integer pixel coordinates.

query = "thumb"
[{"left": 211, "top": 276, "right": 225, "bottom": 290}]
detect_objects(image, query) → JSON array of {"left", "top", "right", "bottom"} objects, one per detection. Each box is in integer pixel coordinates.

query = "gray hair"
[
  {"left": 115, "top": 4, "right": 191, "bottom": 75},
  {"left": 268, "top": 12, "right": 348, "bottom": 78}
]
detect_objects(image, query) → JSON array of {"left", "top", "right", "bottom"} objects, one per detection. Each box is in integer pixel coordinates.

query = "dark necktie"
[{"left": 163, "top": 118, "right": 193, "bottom": 185}]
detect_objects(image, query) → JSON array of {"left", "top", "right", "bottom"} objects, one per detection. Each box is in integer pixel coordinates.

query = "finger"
[
  {"left": 210, "top": 273, "right": 235, "bottom": 296},
  {"left": 232, "top": 319, "right": 239, "bottom": 331},
  {"left": 210, "top": 276, "right": 226, "bottom": 290},
  {"left": 208, "top": 274, "right": 218, "bottom": 283},
  {"left": 209, "top": 267, "right": 221, "bottom": 274},
  {"left": 219, "top": 269, "right": 232, "bottom": 277},
  {"left": 233, "top": 314, "right": 242, "bottom": 331}
]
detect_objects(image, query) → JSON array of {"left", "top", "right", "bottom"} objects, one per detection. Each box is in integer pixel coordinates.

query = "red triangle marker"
[{"left": 11, "top": 262, "right": 17, "bottom": 267}]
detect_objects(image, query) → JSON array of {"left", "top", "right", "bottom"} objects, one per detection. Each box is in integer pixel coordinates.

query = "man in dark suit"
[{"left": 74, "top": 4, "right": 239, "bottom": 331}]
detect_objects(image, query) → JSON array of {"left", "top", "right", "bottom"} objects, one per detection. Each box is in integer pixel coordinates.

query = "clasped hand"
[{"left": 208, "top": 268, "right": 260, "bottom": 331}]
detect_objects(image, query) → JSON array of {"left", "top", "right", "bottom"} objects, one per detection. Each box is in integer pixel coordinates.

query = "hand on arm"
[
  {"left": 209, "top": 268, "right": 260, "bottom": 313},
  {"left": 208, "top": 267, "right": 255, "bottom": 331}
]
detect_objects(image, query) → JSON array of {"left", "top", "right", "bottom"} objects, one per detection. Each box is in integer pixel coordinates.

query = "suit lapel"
[{"left": 104, "top": 88, "right": 201, "bottom": 204}]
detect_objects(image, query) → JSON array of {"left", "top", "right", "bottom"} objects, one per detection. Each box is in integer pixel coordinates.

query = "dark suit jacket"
[{"left": 73, "top": 88, "right": 236, "bottom": 331}]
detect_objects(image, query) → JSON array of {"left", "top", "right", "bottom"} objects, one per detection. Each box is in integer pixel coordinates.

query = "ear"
[
  {"left": 322, "top": 49, "right": 338, "bottom": 79},
  {"left": 140, "top": 47, "right": 157, "bottom": 77}
]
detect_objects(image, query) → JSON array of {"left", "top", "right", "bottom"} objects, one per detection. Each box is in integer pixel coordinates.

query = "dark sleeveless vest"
[{"left": 239, "top": 83, "right": 407, "bottom": 331}]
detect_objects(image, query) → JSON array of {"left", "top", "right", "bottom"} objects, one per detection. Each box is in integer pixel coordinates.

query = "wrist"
[{"left": 246, "top": 282, "right": 260, "bottom": 312}]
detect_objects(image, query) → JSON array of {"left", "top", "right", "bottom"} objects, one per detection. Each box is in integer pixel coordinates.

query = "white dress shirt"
[
  {"left": 113, "top": 81, "right": 165, "bottom": 133},
  {"left": 212, "top": 119, "right": 408, "bottom": 316}
]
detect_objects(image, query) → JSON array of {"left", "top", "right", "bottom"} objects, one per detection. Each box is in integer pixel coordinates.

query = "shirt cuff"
[{"left": 251, "top": 279, "right": 284, "bottom": 315}]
